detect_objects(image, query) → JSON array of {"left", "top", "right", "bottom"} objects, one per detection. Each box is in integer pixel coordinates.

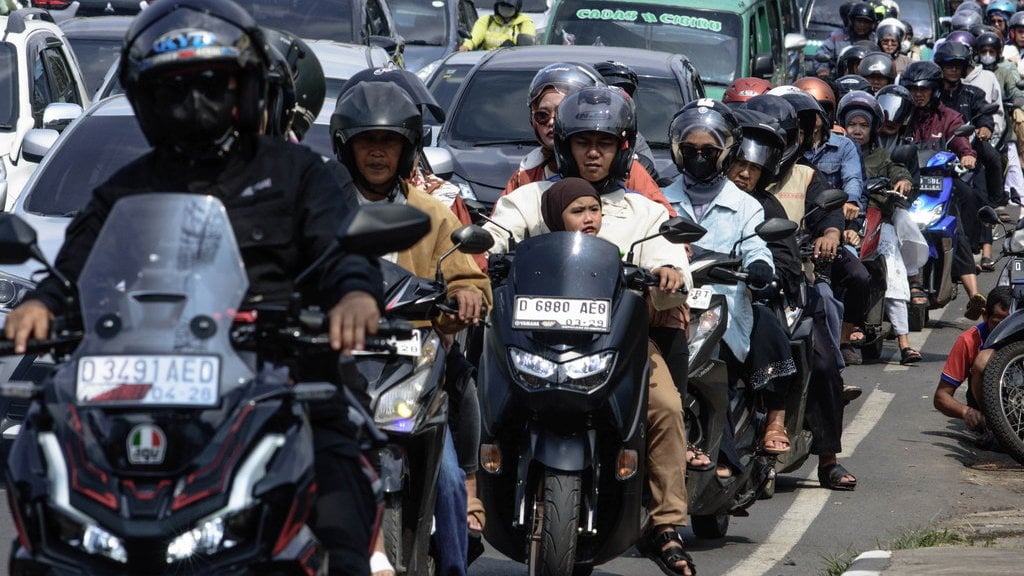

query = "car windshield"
[
  {"left": 547, "top": 2, "right": 742, "bottom": 85},
  {"left": 25, "top": 116, "right": 149, "bottom": 216},
  {"left": 67, "top": 38, "right": 123, "bottom": 97},
  {"left": 389, "top": 0, "right": 449, "bottom": 46},
  {"left": 446, "top": 69, "right": 684, "bottom": 148},
  {"left": 521, "top": 0, "right": 549, "bottom": 10},
  {"left": 898, "top": 0, "right": 935, "bottom": 41},
  {"left": 426, "top": 63, "right": 474, "bottom": 122},
  {"left": 0, "top": 43, "right": 16, "bottom": 129},
  {"left": 233, "top": 0, "right": 355, "bottom": 43}
]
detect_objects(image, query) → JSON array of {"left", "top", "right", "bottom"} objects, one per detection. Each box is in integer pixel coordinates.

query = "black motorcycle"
[
  {"left": 357, "top": 226, "right": 492, "bottom": 576},
  {"left": 0, "top": 196, "right": 429, "bottom": 575},
  {"left": 476, "top": 218, "right": 702, "bottom": 576}
]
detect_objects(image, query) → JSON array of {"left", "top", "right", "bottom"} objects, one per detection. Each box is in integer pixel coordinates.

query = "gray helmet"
[
  {"left": 858, "top": 52, "right": 895, "bottom": 80},
  {"left": 669, "top": 98, "right": 742, "bottom": 182},
  {"left": 553, "top": 86, "right": 636, "bottom": 183},
  {"left": 838, "top": 89, "right": 884, "bottom": 140},
  {"left": 732, "top": 107, "right": 786, "bottom": 186},
  {"left": 527, "top": 62, "right": 605, "bottom": 106},
  {"left": 876, "top": 84, "right": 914, "bottom": 125}
]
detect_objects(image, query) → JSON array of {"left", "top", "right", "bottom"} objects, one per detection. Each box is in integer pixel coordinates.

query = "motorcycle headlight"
[
  {"left": 166, "top": 507, "right": 258, "bottom": 564},
  {"left": 509, "top": 348, "right": 557, "bottom": 386},
  {"left": 374, "top": 332, "right": 441, "bottom": 432},
  {"left": 0, "top": 271, "right": 34, "bottom": 314},
  {"left": 50, "top": 509, "right": 127, "bottom": 564},
  {"left": 1010, "top": 229, "right": 1024, "bottom": 254},
  {"left": 562, "top": 351, "right": 615, "bottom": 390},
  {"left": 509, "top": 348, "right": 616, "bottom": 391},
  {"left": 688, "top": 304, "right": 723, "bottom": 359},
  {"left": 910, "top": 204, "right": 943, "bottom": 229}
]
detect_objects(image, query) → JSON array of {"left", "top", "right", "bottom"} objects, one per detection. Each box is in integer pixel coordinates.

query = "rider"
[
  {"left": 976, "top": 29, "right": 1024, "bottom": 210},
  {"left": 486, "top": 86, "right": 695, "bottom": 576},
  {"left": 501, "top": 62, "right": 674, "bottom": 213},
  {"left": 858, "top": 52, "right": 897, "bottom": 94},
  {"left": 3, "top": 1, "right": 383, "bottom": 573},
  {"left": 459, "top": 0, "right": 536, "bottom": 51},
  {"left": 875, "top": 18, "right": 912, "bottom": 75},
  {"left": 594, "top": 60, "right": 660, "bottom": 183},
  {"left": 816, "top": 1, "right": 878, "bottom": 78},
  {"left": 722, "top": 77, "right": 773, "bottom": 107}
]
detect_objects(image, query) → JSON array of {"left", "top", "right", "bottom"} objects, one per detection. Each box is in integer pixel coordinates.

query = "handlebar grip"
[{"left": 375, "top": 319, "right": 415, "bottom": 339}]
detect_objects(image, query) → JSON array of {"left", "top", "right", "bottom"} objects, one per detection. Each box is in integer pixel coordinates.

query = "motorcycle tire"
[
  {"left": 383, "top": 497, "right": 406, "bottom": 574},
  {"left": 529, "top": 472, "right": 581, "bottom": 576},
  {"left": 691, "top": 513, "right": 729, "bottom": 539},
  {"left": 982, "top": 340, "right": 1024, "bottom": 464}
]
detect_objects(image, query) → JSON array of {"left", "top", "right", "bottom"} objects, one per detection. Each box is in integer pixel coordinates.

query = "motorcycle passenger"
[
  {"left": 794, "top": 76, "right": 842, "bottom": 133},
  {"left": 660, "top": 100, "right": 783, "bottom": 470},
  {"left": 976, "top": 29, "right": 1024, "bottom": 210},
  {"left": 987, "top": 1, "right": 1017, "bottom": 58},
  {"left": 742, "top": 94, "right": 859, "bottom": 490},
  {"left": 722, "top": 76, "right": 773, "bottom": 107},
  {"left": 485, "top": 87, "right": 696, "bottom": 576},
  {"left": 594, "top": 60, "right": 661, "bottom": 183},
  {"left": 838, "top": 90, "right": 926, "bottom": 364},
  {"left": 835, "top": 41, "right": 878, "bottom": 78},
  {"left": 899, "top": 60, "right": 987, "bottom": 319},
  {"left": 501, "top": 62, "right": 674, "bottom": 213},
  {"left": 3, "top": 1, "right": 385, "bottom": 573},
  {"left": 331, "top": 81, "right": 493, "bottom": 576},
  {"left": 835, "top": 74, "right": 873, "bottom": 98},
  {"left": 933, "top": 285, "right": 1013, "bottom": 434},
  {"left": 875, "top": 18, "right": 912, "bottom": 75},
  {"left": 459, "top": 0, "right": 536, "bottom": 51},
  {"left": 876, "top": 84, "right": 915, "bottom": 152},
  {"left": 816, "top": 1, "right": 878, "bottom": 78},
  {"left": 1011, "top": 12, "right": 1024, "bottom": 75},
  {"left": 858, "top": 51, "right": 897, "bottom": 94}
]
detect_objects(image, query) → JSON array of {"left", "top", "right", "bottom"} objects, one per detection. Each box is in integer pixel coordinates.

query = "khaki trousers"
[{"left": 647, "top": 340, "right": 689, "bottom": 527}]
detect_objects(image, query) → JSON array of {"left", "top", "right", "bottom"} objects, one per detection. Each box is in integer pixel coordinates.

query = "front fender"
[
  {"left": 528, "top": 424, "right": 592, "bottom": 472},
  {"left": 985, "top": 309, "right": 1024, "bottom": 349}
]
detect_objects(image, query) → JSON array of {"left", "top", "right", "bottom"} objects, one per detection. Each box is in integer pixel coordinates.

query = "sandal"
[
  {"left": 639, "top": 528, "right": 697, "bottom": 576},
  {"left": 849, "top": 328, "right": 865, "bottom": 346},
  {"left": 980, "top": 257, "right": 996, "bottom": 272},
  {"left": 761, "top": 422, "right": 791, "bottom": 455},
  {"left": 686, "top": 446, "right": 714, "bottom": 471},
  {"left": 467, "top": 497, "right": 486, "bottom": 565},
  {"left": 909, "top": 281, "right": 928, "bottom": 306},
  {"left": 817, "top": 463, "right": 857, "bottom": 491},
  {"left": 899, "top": 347, "right": 922, "bottom": 365}
]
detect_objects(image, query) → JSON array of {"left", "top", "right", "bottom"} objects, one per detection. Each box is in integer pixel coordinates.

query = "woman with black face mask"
[{"left": 458, "top": 0, "right": 536, "bottom": 51}]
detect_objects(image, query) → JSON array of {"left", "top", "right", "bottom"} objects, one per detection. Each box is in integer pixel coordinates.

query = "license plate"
[
  {"left": 920, "top": 176, "right": 943, "bottom": 191},
  {"left": 686, "top": 287, "right": 713, "bottom": 309},
  {"left": 513, "top": 296, "right": 611, "bottom": 332},
  {"left": 352, "top": 329, "right": 422, "bottom": 357},
  {"left": 76, "top": 355, "right": 220, "bottom": 407}
]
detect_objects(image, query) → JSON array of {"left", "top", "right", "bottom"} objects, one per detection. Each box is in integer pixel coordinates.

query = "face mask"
[
  {"left": 682, "top": 154, "right": 720, "bottom": 182},
  {"left": 980, "top": 54, "right": 998, "bottom": 66},
  {"left": 901, "top": 40, "right": 911, "bottom": 53},
  {"left": 497, "top": 4, "right": 516, "bottom": 18},
  {"left": 154, "top": 86, "right": 238, "bottom": 158}
]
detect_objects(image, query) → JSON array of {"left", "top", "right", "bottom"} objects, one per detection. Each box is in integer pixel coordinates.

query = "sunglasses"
[
  {"left": 677, "top": 144, "right": 723, "bottom": 161},
  {"left": 531, "top": 109, "right": 555, "bottom": 124}
]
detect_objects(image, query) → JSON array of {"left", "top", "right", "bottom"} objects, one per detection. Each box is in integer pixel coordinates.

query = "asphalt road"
[{"left": 1, "top": 268, "right": 1021, "bottom": 575}]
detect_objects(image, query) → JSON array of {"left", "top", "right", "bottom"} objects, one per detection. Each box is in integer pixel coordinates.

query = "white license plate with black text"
[
  {"left": 513, "top": 296, "right": 611, "bottom": 332},
  {"left": 920, "top": 176, "right": 943, "bottom": 191},
  {"left": 686, "top": 287, "right": 713, "bottom": 309},
  {"left": 352, "top": 329, "right": 422, "bottom": 357},
  {"left": 76, "top": 355, "right": 220, "bottom": 407}
]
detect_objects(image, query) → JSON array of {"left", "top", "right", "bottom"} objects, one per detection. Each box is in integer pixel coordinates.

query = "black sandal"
[
  {"left": 686, "top": 446, "right": 714, "bottom": 471},
  {"left": 818, "top": 463, "right": 857, "bottom": 491},
  {"left": 639, "top": 528, "right": 697, "bottom": 576}
]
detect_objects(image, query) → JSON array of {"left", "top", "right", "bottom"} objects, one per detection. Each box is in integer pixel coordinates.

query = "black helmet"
[
  {"left": 858, "top": 52, "right": 895, "bottom": 80},
  {"left": 340, "top": 66, "right": 446, "bottom": 125},
  {"left": 594, "top": 60, "right": 639, "bottom": 97},
  {"left": 732, "top": 107, "right": 786, "bottom": 186},
  {"left": 835, "top": 74, "right": 872, "bottom": 97},
  {"left": 956, "top": 1, "right": 985, "bottom": 17},
  {"left": 273, "top": 32, "right": 325, "bottom": 141},
  {"left": 744, "top": 94, "right": 801, "bottom": 168},
  {"left": 120, "top": 0, "right": 270, "bottom": 158},
  {"left": 263, "top": 27, "right": 301, "bottom": 139},
  {"left": 768, "top": 86, "right": 827, "bottom": 151},
  {"left": 528, "top": 62, "right": 605, "bottom": 106},
  {"left": 933, "top": 39, "right": 974, "bottom": 74},
  {"left": 899, "top": 60, "right": 942, "bottom": 95},
  {"left": 669, "top": 98, "right": 742, "bottom": 183},
  {"left": 875, "top": 84, "right": 914, "bottom": 125},
  {"left": 976, "top": 30, "right": 1005, "bottom": 67},
  {"left": 838, "top": 90, "right": 883, "bottom": 141},
  {"left": 951, "top": 10, "right": 983, "bottom": 30},
  {"left": 553, "top": 86, "right": 636, "bottom": 183},
  {"left": 848, "top": 2, "right": 877, "bottom": 24},
  {"left": 331, "top": 82, "right": 422, "bottom": 180},
  {"left": 836, "top": 41, "right": 875, "bottom": 76},
  {"left": 494, "top": 0, "right": 522, "bottom": 18}
]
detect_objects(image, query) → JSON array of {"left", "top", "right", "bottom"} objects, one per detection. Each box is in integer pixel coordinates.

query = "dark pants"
[
  {"left": 830, "top": 248, "right": 871, "bottom": 326},
  {"left": 806, "top": 284, "right": 845, "bottom": 455},
  {"left": 950, "top": 186, "right": 980, "bottom": 278},
  {"left": 975, "top": 139, "right": 1006, "bottom": 208}
]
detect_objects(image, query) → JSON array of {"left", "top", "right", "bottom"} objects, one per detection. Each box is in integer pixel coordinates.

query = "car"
[
  {"left": 801, "top": 0, "right": 939, "bottom": 61},
  {"left": 431, "top": 45, "right": 705, "bottom": 207},
  {"left": 232, "top": 0, "right": 405, "bottom": 67},
  {"left": 0, "top": 8, "right": 91, "bottom": 211},
  {"left": 388, "top": 0, "right": 478, "bottom": 72},
  {"left": 28, "top": 0, "right": 143, "bottom": 17},
  {"left": 542, "top": 0, "right": 806, "bottom": 99},
  {"left": 417, "top": 49, "right": 487, "bottom": 139},
  {"left": 59, "top": 15, "right": 131, "bottom": 99}
]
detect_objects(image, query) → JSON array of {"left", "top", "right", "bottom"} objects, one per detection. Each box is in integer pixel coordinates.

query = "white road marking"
[{"left": 723, "top": 389, "right": 897, "bottom": 576}]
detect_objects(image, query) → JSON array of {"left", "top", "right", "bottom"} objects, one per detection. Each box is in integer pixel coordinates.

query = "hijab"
[{"left": 541, "top": 177, "right": 600, "bottom": 232}]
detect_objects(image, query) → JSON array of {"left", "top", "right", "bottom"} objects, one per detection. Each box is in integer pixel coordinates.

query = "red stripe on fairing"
[{"left": 170, "top": 404, "right": 256, "bottom": 511}]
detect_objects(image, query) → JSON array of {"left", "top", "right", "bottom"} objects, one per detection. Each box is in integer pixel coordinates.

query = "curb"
[{"left": 840, "top": 550, "right": 892, "bottom": 576}]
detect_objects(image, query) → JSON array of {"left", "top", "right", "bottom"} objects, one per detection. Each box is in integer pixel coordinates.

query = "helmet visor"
[
  {"left": 877, "top": 92, "right": 912, "bottom": 123},
  {"left": 737, "top": 138, "right": 777, "bottom": 168}
]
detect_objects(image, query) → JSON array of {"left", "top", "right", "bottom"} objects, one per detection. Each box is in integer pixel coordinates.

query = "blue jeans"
[{"left": 433, "top": 429, "right": 467, "bottom": 576}]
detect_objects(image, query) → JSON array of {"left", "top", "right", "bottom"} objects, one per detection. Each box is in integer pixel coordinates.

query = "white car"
[{"left": 0, "top": 8, "right": 90, "bottom": 211}]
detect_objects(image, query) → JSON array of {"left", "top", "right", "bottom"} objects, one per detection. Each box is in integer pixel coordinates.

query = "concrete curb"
[{"left": 840, "top": 550, "right": 892, "bottom": 576}]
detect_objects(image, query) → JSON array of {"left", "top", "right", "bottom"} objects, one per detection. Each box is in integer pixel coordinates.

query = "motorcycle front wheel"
[
  {"left": 529, "top": 472, "right": 581, "bottom": 576},
  {"left": 982, "top": 340, "right": 1024, "bottom": 464}
]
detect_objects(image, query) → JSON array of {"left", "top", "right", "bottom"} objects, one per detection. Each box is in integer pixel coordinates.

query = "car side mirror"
[
  {"left": 423, "top": 146, "right": 453, "bottom": 177},
  {"left": 450, "top": 225, "right": 494, "bottom": 254},
  {"left": 21, "top": 129, "right": 59, "bottom": 163},
  {"left": 659, "top": 216, "right": 707, "bottom": 244},
  {"left": 752, "top": 53, "right": 774, "bottom": 79},
  {"left": 42, "top": 103, "right": 82, "bottom": 132},
  {"left": 0, "top": 213, "right": 42, "bottom": 265},
  {"left": 336, "top": 204, "right": 431, "bottom": 256},
  {"left": 816, "top": 189, "right": 849, "bottom": 212},
  {"left": 784, "top": 33, "right": 807, "bottom": 52},
  {"left": 755, "top": 218, "right": 798, "bottom": 242}
]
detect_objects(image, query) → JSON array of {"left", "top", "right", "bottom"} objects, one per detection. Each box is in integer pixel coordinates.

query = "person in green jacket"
[{"left": 459, "top": 0, "right": 536, "bottom": 51}]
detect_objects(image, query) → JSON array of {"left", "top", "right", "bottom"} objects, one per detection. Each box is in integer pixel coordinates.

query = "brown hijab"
[{"left": 541, "top": 177, "right": 601, "bottom": 232}]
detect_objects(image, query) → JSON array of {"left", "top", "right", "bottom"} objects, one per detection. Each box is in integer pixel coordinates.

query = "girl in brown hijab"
[{"left": 540, "top": 177, "right": 601, "bottom": 233}]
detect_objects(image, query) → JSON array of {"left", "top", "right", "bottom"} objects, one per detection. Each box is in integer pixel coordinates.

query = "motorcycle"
[
  {"left": 976, "top": 206, "right": 1024, "bottom": 464},
  {"left": 857, "top": 178, "right": 909, "bottom": 361},
  {"left": 476, "top": 218, "right": 703, "bottom": 576},
  {"left": 357, "top": 226, "right": 493, "bottom": 576},
  {"left": 0, "top": 196, "right": 429, "bottom": 575}
]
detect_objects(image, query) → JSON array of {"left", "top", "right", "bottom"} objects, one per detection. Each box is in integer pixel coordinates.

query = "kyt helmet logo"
[
  {"left": 152, "top": 29, "right": 218, "bottom": 54},
  {"left": 127, "top": 424, "right": 167, "bottom": 465}
]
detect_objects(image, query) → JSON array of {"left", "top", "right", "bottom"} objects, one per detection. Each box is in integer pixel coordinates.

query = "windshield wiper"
[
  {"left": 469, "top": 139, "right": 537, "bottom": 147},
  {"left": 404, "top": 40, "right": 443, "bottom": 46},
  {"left": 808, "top": 20, "right": 841, "bottom": 27}
]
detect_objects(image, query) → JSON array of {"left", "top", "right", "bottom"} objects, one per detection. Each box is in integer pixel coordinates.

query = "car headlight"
[
  {"left": 0, "top": 271, "right": 35, "bottom": 314},
  {"left": 50, "top": 509, "right": 128, "bottom": 564},
  {"left": 688, "top": 304, "right": 723, "bottom": 359},
  {"left": 509, "top": 348, "right": 615, "bottom": 391},
  {"left": 910, "top": 203, "right": 943, "bottom": 229},
  {"left": 374, "top": 332, "right": 441, "bottom": 432}
]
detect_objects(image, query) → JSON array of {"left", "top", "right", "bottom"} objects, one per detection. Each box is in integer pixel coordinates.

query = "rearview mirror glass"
[
  {"left": 451, "top": 225, "right": 494, "bottom": 254},
  {"left": 659, "top": 216, "right": 707, "bottom": 244},
  {"left": 978, "top": 206, "right": 1000, "bottom": 226},
  {"left": 816, "top": 189, "right": 848, "bottom": 212},
  {"left": 336, "top": 204, "right": 430, "bottom": 256},
  {"left": 0, "top": 213, "right": 40, "bottom": 265},
  {"left": 755, "top": 218, "right": 798, "bottom": 242}
]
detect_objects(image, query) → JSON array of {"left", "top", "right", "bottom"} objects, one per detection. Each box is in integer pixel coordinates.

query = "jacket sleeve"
[
  {"left": 485, "top": 185, "right": 541, "bottom": 254},
  {"left": 738, "top": 204, "right": 774, "bottom": 274},
  {"left": 805, "top": 169, "right": 845, "bottom": 237},
  {"left": 515, "top": 14, "right": 537, "bottom": 37},
  {"left": 635, "top": 201, "right": 692, "bottom": 291},
  {"left": 433, "top": 207, "right": 494, "bottom": 334},
  {"left": 969, "top": 89, "right": 996, "bottom": 131},
  {"left": 882, "top": 152, "right": 913, "bottom": 186},
  {"left": 840, "top": 138, "right": 866, "bottom": 211},
  {"left": 463, "top": 16, "right": 489, "bottom": 50}
]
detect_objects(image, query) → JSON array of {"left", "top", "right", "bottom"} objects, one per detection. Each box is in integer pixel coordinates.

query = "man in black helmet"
[
  {"left": 816, "top": 1, "right": 879, "bottom": 78},
  {"left": 4, "top": 1, "right": 384, "bottom": 574}
]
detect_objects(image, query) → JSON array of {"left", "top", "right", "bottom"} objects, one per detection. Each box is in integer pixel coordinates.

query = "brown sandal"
[{"left": 762, "top": 423, "right": 791, "bottom": 455}]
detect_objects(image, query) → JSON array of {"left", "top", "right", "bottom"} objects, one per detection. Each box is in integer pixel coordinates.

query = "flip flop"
[{"left": 818, "top": 463, "right": 857, "bottom": 491}]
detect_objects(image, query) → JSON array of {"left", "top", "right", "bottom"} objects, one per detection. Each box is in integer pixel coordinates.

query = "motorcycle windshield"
[
  {"left": 66, "top": 194, "right": 254, "bottom": 406},
  {"left": 512, "top": 232, "right": 622, "bottom": 300}
]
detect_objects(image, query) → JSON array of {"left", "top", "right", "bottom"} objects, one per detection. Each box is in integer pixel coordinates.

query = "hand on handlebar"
[
  {"left": 843, "top": 230, "right": 862, "bottom": 247},
  {"left": 961, "top": 155, "right": 977, "bottom": 170},
  {"left": 893, "top": 180, "right": 912, "bottom": 196},
  {"left": 843, "top": 202, "right": 861, "bottom": 221},
  {"left": 813, "top": 231, "right": 840, "bottom": 260},
  {"left": 3, "top": 300, "right": 53, "bottom": 354},
  {"left": 329, "top": 290, "right": 380, "bottom": 355},
  {"left": 447, "top": 289, "right": 485, "bottom": 326},
  {"left": 976, "top": 126, "right": 993, "bottom": 142},
  {"left": 653, "top": 266, "right": 684, "bottom": 293}
]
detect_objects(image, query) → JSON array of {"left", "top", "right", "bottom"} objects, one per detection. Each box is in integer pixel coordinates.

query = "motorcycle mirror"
[
  {"left": 978, "top": 205, "right": 1001, "bottom": 226},
  {"left": 979, "top": 103, "right": 1000, "bottom": 117},
  {"left": 952, "top": 123, "right": 975, "bottom": 138},
  {"left": 815, "top": 53, "right": 832, "bottom": 63},
  {"left": 816, "top": 189, "right": 849, "bottom": 212},
  {"left": 659, "top": 216, "right": 707, "bottom": 244},
  {"left": 755, "top": 218, "right": 798, "bottom": 242},
  {"left": 450, "top": 225, "right": 494, "bottom": 255},
  {"left": 336, "top": 204, "right": 431, "bottom": 256},
  {"left": 0, "top": 213, "right": 40, "bottom": 265}
]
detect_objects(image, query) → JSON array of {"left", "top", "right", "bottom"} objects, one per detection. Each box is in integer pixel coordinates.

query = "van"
[{"left": 542, "top": 0, "right": 808, "bottom": 99}]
